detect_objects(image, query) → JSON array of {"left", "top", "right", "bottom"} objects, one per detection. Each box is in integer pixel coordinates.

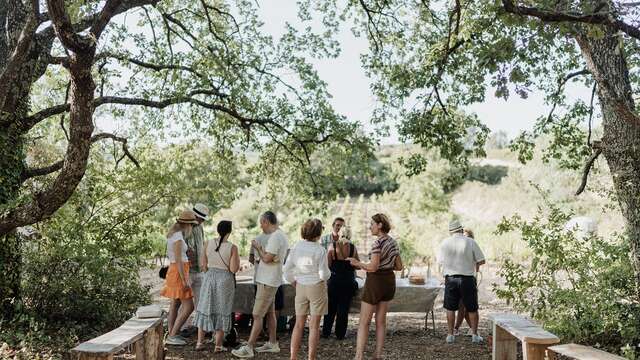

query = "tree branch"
[
  {"left": 21, "top": 132, "right": 139, "bottom": 181},
  {"left": 575, "top": 144, "right": 603, "bottom": 196},
  {"left": 501, "top": 0, "right": 640, "bottom": 40},
  {"left": 544, "top": 69, "right": 590, "bottom": 126},
  {"left": 46, "top": 0, "right": 94, "bottom": 53},
  {"left": 96, "top": 52, "right": 224, "bottom": 95},
  {"left": 89, "top": 0, "right": 123, "bottom": 40}
]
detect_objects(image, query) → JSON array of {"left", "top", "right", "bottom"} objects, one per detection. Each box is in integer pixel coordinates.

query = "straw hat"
[
  {"left": 177, "top": 209, "right": 198, "bottom": 224},
  {"left": 448, "top": 219, "right": 463, "bottom": 233},
  {"left": 193, "top": 203, "right": 210, "bottom": 221}
]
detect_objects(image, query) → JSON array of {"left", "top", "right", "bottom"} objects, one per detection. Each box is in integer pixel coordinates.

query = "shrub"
[
  {"left": 494, "top": 201, "right": 639, "bottom": 357},
  {"left": 1, "top": 158, "right": 155, "bottom": 357}
]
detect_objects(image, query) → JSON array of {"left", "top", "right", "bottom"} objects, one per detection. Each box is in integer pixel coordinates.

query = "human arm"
[
  {"left": 229, "top": 244, "right": 240, "bottom": 273},
  {"left": 348, "top": 253, "right": 380, "bottom": 273},
  {"left": 327, "top": 244, "right": 334, "bottom": 268},
  {"left": 393, "top": 253, "right": 403, "bottom": 271},
  {"left": 472, "top": 240, "right": 486, "bottom": 270},
  {"left": 319, "top": 249, "right": 331, "bottom": 281},
  {"left": 173, "top": 240, "right": 190, "bottom": 289},
  {"left": 353, "top": 246, "right": 360, "bottom": 261},
  {"left": 258, "top": 232, "right": 284, "bottom": 264},
  {"left": 283, "top": 247, "right": 296, "bottom": 284},
  {"left": 201, "top": 241, "right": 208, "bottom": 272}
]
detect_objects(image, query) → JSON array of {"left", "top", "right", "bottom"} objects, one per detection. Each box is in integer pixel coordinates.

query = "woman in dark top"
[
  {"left": 322, "top": 226, "right": 359, "bottom": 340},
  {"left": 348, "top": 213, "right": 402, "bottom": 360}
]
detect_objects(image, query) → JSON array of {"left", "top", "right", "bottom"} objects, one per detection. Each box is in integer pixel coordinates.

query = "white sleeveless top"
[
  {"left": 167, "top": 231, "right": 188, "bottom": 263},
  {"left": 207, "top": 239, "right": 234, "bottom": 271}
]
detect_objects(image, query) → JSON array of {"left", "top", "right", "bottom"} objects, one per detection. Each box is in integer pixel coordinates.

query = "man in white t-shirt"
[
  {"left": 249, "top": 232, "right": 270, "bottom": 281},
  {"left": 437, "top": 219, "right": 486, "bottom": 345},
  {"left": 233, "top": 211, "right": 289, "bottom": 358}
]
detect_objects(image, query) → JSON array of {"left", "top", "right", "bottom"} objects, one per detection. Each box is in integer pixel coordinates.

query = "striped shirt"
[{"left": 371, "top": 235, "right": 400, "bottom": 271}]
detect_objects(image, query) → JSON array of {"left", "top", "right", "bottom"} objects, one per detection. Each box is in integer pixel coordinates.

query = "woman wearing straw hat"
[{"left": 161, "top": 209, "right": 199, "bottom": 346}]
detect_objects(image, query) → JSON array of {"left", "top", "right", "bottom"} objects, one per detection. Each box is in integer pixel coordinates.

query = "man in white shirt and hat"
[{"left": 437, "top": 219, "right": 485, "bottom": 344}]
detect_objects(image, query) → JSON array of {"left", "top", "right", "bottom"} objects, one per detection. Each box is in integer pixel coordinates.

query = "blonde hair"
[
  {"left": 167, "top": 222, "right": 192, "bottom": 238},
  {"left": 338, "top": 226, "right": 352, "bottom": 244}
]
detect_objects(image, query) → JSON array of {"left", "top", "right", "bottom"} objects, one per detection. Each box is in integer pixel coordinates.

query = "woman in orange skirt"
[{"left": 161, "top": 209, "right": 199, "bottom": 346}]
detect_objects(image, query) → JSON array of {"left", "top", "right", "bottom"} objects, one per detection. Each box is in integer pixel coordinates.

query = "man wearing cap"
[
  {"left": 437, "top": 219, "right": 485, "bottom": 344},
  {"left": 183, "top": 203, "right": 209, "bottom": 335}
]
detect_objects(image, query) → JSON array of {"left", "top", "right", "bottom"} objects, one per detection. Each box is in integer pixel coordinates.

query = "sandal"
[
  {"left": 214, "top": 345, "right": 227, "bottom": 353},
  {"left": 195, "top": 343, "right": 206, "bottom": 351}
]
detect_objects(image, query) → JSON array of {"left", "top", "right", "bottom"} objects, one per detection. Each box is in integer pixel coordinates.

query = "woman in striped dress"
[
  {"left": 347, "top": 213, "right": 403, "bottom": 360},
  {"left": 194, "top": 220, "right": 239, "bottom": 352}
]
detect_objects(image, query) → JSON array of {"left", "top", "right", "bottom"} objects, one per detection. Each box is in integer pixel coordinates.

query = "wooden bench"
[
  {"left": 71, "top": 316, "right": 164, "bottom": 360},
  {"left": 489, "top": 313, "right": 560, "bottom": 360},
  {"left": 548, "top": 344, "right": 626, "bottom": 360}
]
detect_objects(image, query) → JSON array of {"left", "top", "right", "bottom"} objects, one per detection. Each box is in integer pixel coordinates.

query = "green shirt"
[{"left": 185, "top": 223, "right": 205, "bottom": 273}]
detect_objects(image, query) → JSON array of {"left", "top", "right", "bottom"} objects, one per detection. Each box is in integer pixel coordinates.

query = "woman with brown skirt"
[{"left": 347, "top": 213, "right": 402, "bottom": 360}]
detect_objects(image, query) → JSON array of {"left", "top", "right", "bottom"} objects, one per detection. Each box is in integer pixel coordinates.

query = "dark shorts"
[
  {"left": 275, "top": 285, "right": 285, "bottom": 311},
  {"left": 362, "top": 270, "right": 396, "bottom": 305},
  {"left": 443, "top": 275, "right": 478, "bottom": 312}
]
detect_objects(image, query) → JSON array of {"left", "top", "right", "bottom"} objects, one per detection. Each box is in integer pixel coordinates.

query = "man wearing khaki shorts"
[{"left": 233, "top": 211, "right": 289, "bottom": 358}]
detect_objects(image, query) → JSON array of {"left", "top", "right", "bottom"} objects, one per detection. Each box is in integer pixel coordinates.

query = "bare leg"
[
  {"left": 446, "top": 310, "right": 456, "bottom": 336},
  {"left": 308, "top": 315, "right": 322, "bottom": 360},
  {"left": 374, "top": 301, "right": 390, "bottom": 359},
  {"left": 215, "top": 330, "right": 224, "bottom": 348},
  {"left": 467, "top": 311, "right": 479, "bottom": 335},
  {"left": 355, "top": 302, "right": 376, "bottom": 360},
  {"left": 267, "top": 305, "right": 277, "bottom": 344},
  {"left": 169, "top": 298, "right": 194, "bottom": 337},
  {"left": 290, "top": 315, "right": 306, "bottom": 360},
  {"left": 455, "top": 302, "right": 465, "bottom": 331},
  {"left": 465, "top": 309, "right": 472, "bottom": 329},
  {"left": 197, "top": 327, "right": 205, "bottom": 345},
  {"left": 167, "top": 299, "right": 180, "bottom": 335},
  {"left": 247, "top": 314, "right": 264, "bottom": 347}
]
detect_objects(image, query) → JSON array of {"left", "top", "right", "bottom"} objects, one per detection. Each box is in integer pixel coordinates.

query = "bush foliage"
[{"left": 494, "top": 199, "right": 639, "bottom": 357}]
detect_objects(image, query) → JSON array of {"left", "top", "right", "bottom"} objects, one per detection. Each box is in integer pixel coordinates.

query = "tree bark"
[{"left": 575, "top": 28, "right": 640, "bottom": 295}]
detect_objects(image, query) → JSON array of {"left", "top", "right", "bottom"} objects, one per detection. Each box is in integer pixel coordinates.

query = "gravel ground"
[
  {"left": 162, "top": 307, "right": 507, "bottom": 360},
  {"left": 141, "top": 263, "right": 511, "bottom": 360}
]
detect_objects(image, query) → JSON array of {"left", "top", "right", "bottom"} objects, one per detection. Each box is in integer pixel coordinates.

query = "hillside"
[{"left": 211, "top": 145, "right": 624, "bottom": 265}]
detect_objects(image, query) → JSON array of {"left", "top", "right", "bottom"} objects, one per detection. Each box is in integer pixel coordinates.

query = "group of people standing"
[{"left": 159, "top": 204, "right": 485, "bottom": 359}]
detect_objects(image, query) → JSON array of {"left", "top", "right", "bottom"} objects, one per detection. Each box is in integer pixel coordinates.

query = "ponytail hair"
[{"left": 216, "top": 220, "right": 233, "bottom": 252}]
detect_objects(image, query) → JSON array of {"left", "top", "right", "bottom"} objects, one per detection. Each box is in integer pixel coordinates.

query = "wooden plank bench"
[
  {"left": 548, "top": 344, "right": 626, "bottom": 360},
  {"left": 488, "top": 313, "right": 560, "bottom": 360},
  {"left": 71, "top": 316, "right": 164, "bottom": 360}
]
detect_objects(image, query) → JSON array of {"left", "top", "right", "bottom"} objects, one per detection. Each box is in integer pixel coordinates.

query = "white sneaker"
[
  {"left": 231, "top": 344, "right": 255, "bottom": 358},
  {"left": 446, "top": 335, "right": 455, "bottom": 344},
  {"left": 255, "top": 341, "right": 280, "bottom": 353},
  {"left": 165, "top": 335, "right": 187, "bottom": 346},
  {"left": 472, "top": 334, "right": 484, "bottom": 343}
]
